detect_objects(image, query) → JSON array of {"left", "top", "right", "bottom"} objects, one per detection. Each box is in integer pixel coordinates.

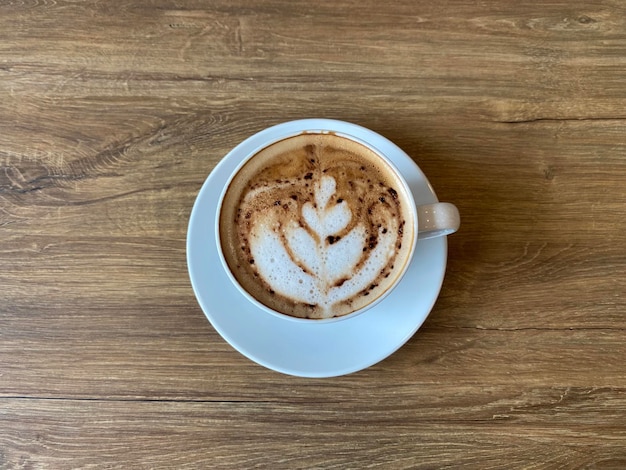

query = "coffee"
[{"left": 218, "top": 132, "right": 416, "bottom": 319}]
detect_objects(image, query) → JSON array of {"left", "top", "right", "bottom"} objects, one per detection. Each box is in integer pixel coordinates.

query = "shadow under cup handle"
[{"left": 416, "top": 202, "right": 460, "bottom": 240}]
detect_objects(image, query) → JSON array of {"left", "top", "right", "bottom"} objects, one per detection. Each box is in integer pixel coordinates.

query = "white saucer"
[{"left": 187, "top": 119, "right": 447, "bottom": 377}]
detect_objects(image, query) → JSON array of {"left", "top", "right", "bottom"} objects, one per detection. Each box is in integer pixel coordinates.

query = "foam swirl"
[{"left": 248, "top": 175, "right": 399, "bottom": 317}]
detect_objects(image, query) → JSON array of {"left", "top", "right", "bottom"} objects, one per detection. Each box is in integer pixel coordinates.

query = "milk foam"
[{"left": 248, "top": 175, "right": 398, "bottom": 317}]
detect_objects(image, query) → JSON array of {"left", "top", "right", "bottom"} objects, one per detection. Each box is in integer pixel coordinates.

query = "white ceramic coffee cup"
[{"left": 215, "top": 119, "right": 459, "bottom": 323}]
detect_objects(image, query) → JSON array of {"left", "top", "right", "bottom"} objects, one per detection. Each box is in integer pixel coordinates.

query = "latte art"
[
  {"left": 248, "top": 174, "right": 399, "bottom": 316},
  {"left": 219, "top": 133, "right": 415, "bottom": 319}
]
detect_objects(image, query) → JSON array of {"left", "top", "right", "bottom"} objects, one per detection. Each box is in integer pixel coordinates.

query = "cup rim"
[{"left": 214, "top": 119, "right": 419, "bottom": 324}]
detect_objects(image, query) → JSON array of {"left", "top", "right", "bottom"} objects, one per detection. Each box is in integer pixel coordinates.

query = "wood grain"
[
  {"left": 2, "top": 395, "right": 625, "bottom": 469},
  {"left": 1, "top": 0, "right": 625, "bottom": 468}
]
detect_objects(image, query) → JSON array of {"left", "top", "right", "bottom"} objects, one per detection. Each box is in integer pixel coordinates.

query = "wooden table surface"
[{"left": 2, "top": 1, "right": 625, "bottom": 468}]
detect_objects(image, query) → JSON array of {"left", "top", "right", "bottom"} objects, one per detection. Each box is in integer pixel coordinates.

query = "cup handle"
[{"left": 417, "top": 202, "right": 460, "bottom": 240}]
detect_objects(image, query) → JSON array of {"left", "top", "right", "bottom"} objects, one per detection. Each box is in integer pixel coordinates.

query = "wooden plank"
[
  {"left": 0, "top": 397, "right": 624, "bottom": 469},
  {"left": 1, "top": 323, "right": 624, "bottom": 399}
]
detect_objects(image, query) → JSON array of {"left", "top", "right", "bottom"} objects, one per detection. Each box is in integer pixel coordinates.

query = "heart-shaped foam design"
[{"left": 248, "top": 175, "right": 399, "bottom": 317}]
